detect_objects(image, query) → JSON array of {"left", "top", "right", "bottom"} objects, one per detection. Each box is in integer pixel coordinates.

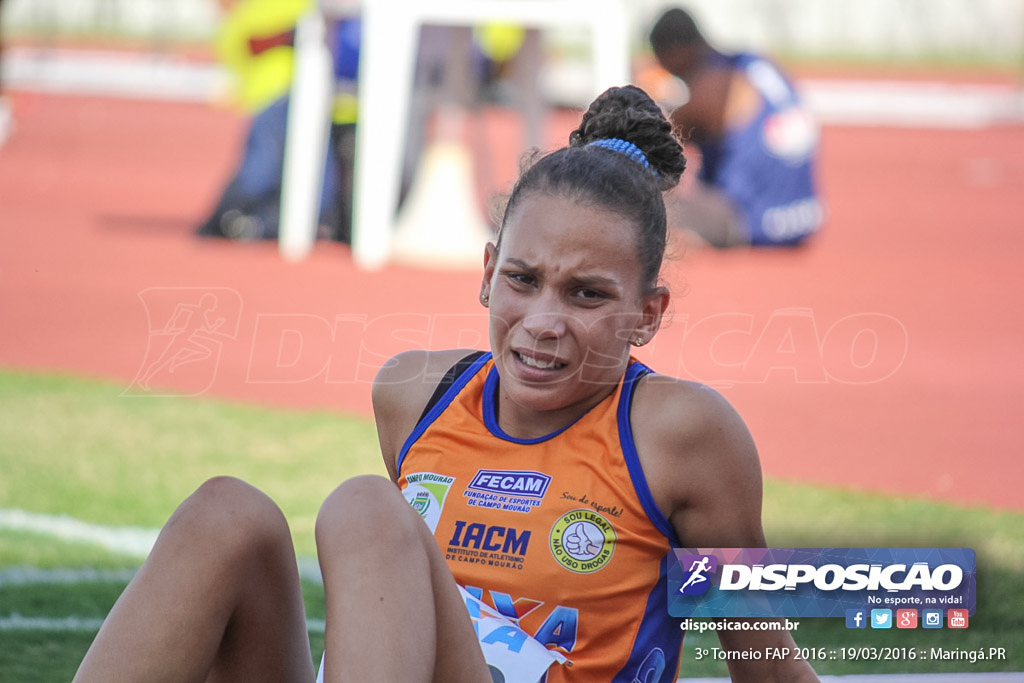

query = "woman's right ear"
[{"left": 479, "top": 242, "right": 497, "bottom": 305}]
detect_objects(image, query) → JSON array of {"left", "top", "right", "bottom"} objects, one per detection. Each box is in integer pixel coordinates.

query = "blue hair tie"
[{"left": 587, "top": 138, "right": 651, "bottom": 170}]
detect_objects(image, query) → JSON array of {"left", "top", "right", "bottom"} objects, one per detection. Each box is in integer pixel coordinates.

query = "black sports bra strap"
[{"left": 416, "top": 351, "right": 486, "bottom": 424}]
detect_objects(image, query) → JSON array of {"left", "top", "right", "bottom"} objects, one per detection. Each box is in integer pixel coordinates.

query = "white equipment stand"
[
  {"left": 281, "top": 0, "right": 631, "bottom": 268},
  {"left": 279, "top": 9, "right": 335, "bottom": 262}
]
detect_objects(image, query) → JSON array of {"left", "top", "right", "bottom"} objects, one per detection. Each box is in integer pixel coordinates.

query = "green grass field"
[{"left": 1, "top": 369, "right": 1022, "bottom": 681}]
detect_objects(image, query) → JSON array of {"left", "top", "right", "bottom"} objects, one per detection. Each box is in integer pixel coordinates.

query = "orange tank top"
[{"left": 397, "top": 353, "right": 683, "bottom": 682}]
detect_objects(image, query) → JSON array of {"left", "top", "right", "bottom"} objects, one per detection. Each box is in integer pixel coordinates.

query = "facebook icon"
[{"left": 846, "top": 609, "right": 867, "bottom": 629}]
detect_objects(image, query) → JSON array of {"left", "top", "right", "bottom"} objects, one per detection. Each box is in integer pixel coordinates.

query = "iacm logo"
[{"left": 678, "top": 555, "right": 718, "bottom": 595}]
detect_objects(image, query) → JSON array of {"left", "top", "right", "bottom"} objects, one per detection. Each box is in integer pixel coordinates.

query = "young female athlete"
[{"left": 73, "top": 85, "right": 818, "bottom": 683}]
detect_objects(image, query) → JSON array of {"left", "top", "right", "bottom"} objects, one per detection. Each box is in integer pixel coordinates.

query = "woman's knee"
[
  {"left": 168, "top": 476, "right": 291, "bottom": 556},
  {"left": 316, "top": 475, "right": 420, "bottom": 553}
]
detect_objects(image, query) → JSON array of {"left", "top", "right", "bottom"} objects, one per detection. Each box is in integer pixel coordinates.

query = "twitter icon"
[{"left": 871, "top": 609, "right": 893, "bottom": 629}]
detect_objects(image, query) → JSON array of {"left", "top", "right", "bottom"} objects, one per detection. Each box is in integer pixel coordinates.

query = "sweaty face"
[{"left": 481, "top": 192, "right": 664, "bottom": 438}]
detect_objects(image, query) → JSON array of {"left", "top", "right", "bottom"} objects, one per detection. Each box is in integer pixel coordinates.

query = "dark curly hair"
[
  {"left": 498, "top": 85, "right": 686, "bottom": 291},
  {"left": 649, "top": 7, "right": 706, "bottom": 52}
]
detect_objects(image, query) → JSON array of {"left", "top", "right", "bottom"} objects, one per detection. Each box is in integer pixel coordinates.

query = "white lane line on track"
[
  {"left": 5, "top": 47, "right": 1024, "bottom": 128},
  {"left": 0, "top": 566, "right": 139, "bottom": 587},
  {"left": 0, "top": 509, "right": 325, "bottom": 584},
  {"left": 0, "top": 613, "right": 327, "bottom": 633},
  {"left": 0, "top": 508, "right": 159, "bottom": 558}
]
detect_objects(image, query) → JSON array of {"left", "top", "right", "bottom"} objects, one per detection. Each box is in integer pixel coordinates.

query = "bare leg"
[
  {"left": 316, "top": 475, "right": 491, "bottom": 683},
  {"left": 73, "top": 477, "right": 314, "bottom": 683}
]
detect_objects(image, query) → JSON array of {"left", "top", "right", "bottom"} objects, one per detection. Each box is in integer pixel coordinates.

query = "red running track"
[{"left": 1, "top": 89, "right": 1021, "bottom": 511}]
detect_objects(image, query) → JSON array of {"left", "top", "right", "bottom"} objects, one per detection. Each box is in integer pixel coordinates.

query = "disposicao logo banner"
[{"left": 667, "top": 548, "right": 976, "bottom": 618}]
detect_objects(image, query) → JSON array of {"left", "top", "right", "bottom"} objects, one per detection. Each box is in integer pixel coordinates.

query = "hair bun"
[{"left": 569, "top": 85, "right": 686, "bottom": 191}]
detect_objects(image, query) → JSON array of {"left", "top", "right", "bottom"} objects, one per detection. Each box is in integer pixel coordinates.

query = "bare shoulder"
[
  {"left": 633, "top": 375, "right": 755, "bottom": 457},
  {"left": 373, "top": 349, "right": 479, "bottom": 481},
  {"left": 631, "top": 374, "right": 765, "bottom": 548},
  {"left": 634, "top": 375, "right": 819, "bottom": 680}
]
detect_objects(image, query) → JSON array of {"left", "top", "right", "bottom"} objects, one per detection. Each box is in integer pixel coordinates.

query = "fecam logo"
[{"left": 677, "top": 554, "right": 718, "bottom": 596}]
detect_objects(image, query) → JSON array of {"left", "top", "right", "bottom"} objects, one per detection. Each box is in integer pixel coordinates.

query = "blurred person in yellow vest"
[{"left": 197, "top": 0, "right": 360, "bottom": 243}]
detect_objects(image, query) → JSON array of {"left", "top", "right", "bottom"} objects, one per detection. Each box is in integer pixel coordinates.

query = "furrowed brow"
[
  {"left": 570, "top": 273, "right": 619, "bottom": 289},
  {"left": 502, "top": 258, "right": 538, "bottom": 274}
]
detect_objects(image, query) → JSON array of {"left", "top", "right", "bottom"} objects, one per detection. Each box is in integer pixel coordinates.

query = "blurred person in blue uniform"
[{"left": 647, "top": 7, "right": 823, "bottom": 248}]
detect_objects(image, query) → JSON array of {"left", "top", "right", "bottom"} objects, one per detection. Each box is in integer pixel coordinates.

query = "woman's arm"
[
  {"left": 633, "top": 377, "right": 819, "bottom": 682},
  {"left": 371, "top": 348, "right": 477, "bottom": 481}
]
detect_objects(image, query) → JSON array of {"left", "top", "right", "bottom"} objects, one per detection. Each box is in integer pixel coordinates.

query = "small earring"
[
  {"left": 481, "top": 294, "right": 489, "bottom": 305},
  {"left": 633, "top": 337, "right": 644, "bottom": 347}
]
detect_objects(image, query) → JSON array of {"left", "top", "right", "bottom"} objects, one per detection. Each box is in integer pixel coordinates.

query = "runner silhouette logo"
[{"left": 677, "top": 555, "right": 718, "bottom": 595}]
